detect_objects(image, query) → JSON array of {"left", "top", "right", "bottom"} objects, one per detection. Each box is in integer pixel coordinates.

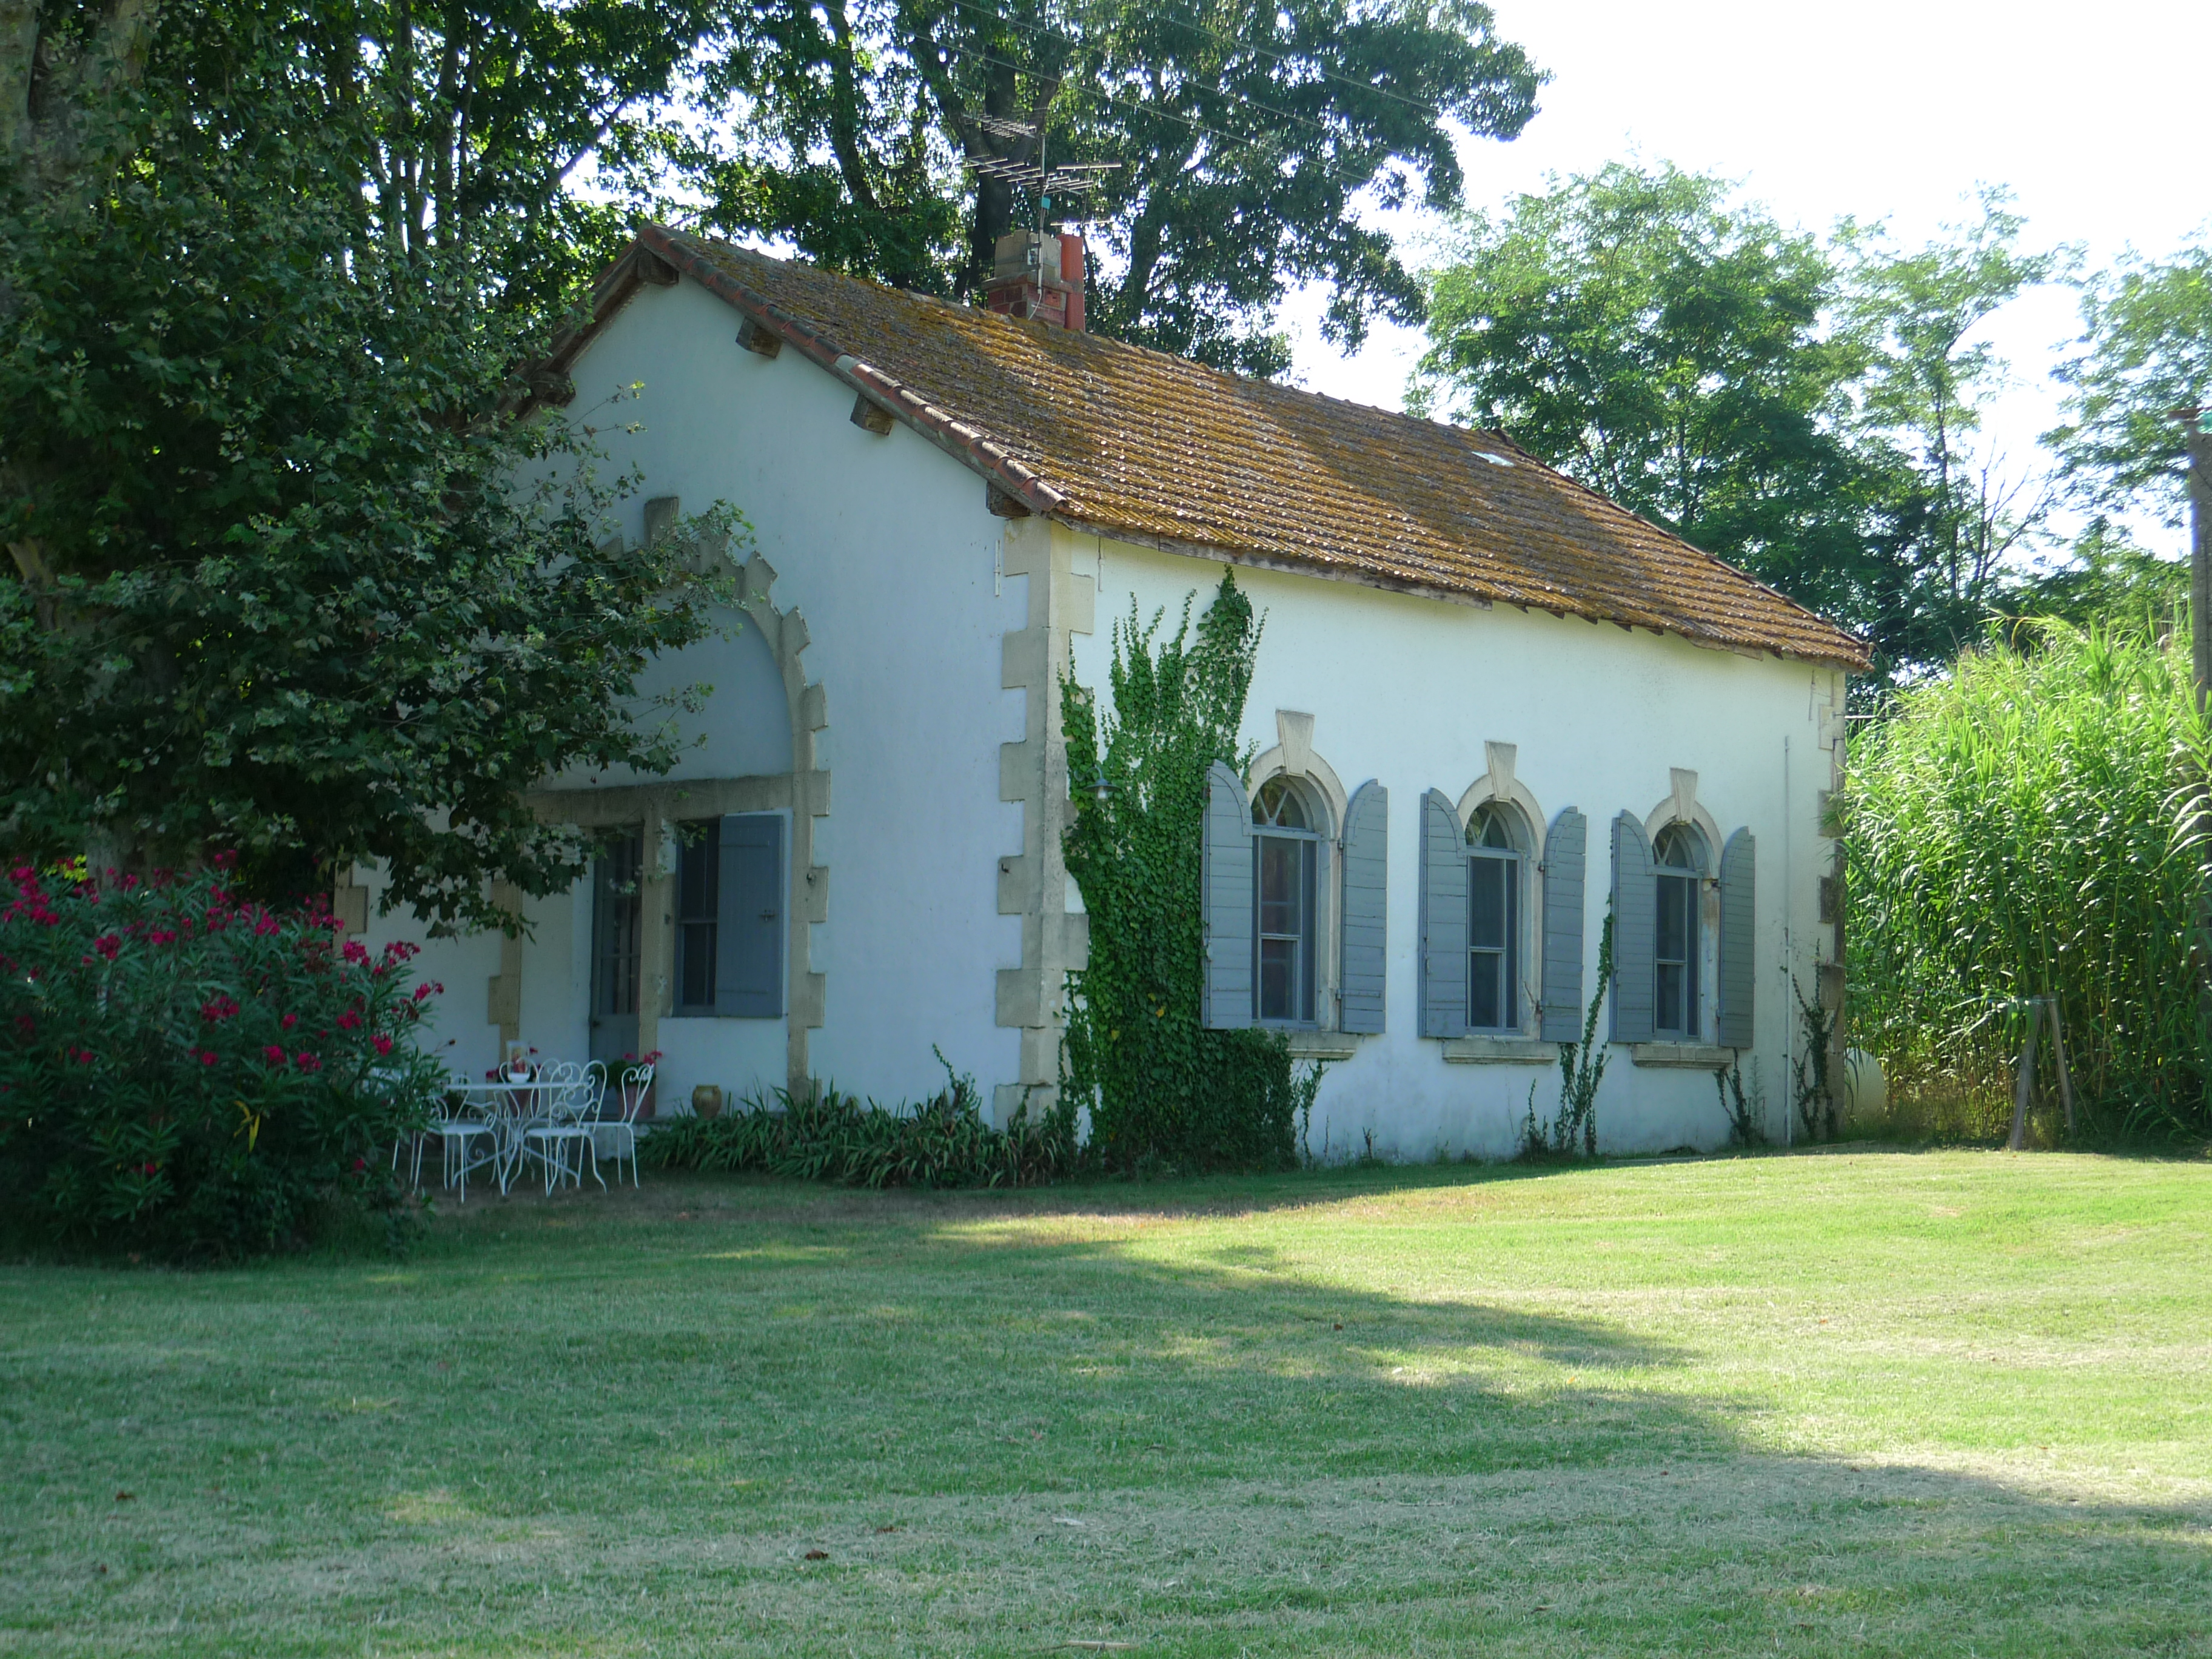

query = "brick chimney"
[{"left": 985, "top": 229, "right": 1086, "bottom": 331}]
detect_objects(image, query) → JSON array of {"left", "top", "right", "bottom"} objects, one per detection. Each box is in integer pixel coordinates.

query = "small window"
[
  {"left": 1253, "top": 777, "right": 1319, "bottom": 1024},
  {"left": 1654, "top": 822, "right": 1705, "bottom": 1037},
  {"left": 1466, "top": 803, "right": 1521, "bottom": 1031},
  {"left": 675, "top": 819, "right": 720, "bottom": 1013}
]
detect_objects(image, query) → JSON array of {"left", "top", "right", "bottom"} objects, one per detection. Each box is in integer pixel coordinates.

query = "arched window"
[
  {"left": 1654, "top": 822, "right": 1706, "bottom": 1037},
  {"left": 1466, "top": 803, "right": 1524, "bottom": 1031},
  {"left": 1253, "top": 777, "right": 1321, "bottom": 1024}
]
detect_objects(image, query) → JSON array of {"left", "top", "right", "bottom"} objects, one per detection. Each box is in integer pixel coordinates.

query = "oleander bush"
[
  {"left": 641, "top": 1058, "right": 1077, "bottom": 1189},
  {"left": 0, "top": 860, "right": 444, "bottom": 1259},
  {"left": 1846, "top": 617, "right": 2212, "bottom": 1142}
]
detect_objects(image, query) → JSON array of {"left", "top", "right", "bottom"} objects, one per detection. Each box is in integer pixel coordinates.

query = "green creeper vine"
[{"left": 1060, "top": 571, "right": 1316, "bottom": 1172}]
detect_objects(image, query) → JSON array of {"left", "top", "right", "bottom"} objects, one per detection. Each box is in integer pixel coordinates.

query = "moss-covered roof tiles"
[{"left": 568, "top": 226, "right": 1868, "bottom": 670}]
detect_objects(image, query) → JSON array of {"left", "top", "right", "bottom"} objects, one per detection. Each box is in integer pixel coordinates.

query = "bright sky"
[{"left": 1285, "top": 0, "right": 2212, "bottom": 554}]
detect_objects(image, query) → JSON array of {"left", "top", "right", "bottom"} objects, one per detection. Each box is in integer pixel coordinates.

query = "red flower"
[
  {"left": 199, "top": 1050, "right": 218, "bottom": 1067},
  {"left": 281, "top": 1013, "right": 298, "bottom": 1031},
  {"left": 294, "top": 1051, "right": 321, "bottom": 1073},
  {"left": 263, "top": 1044, "right": 286, "bottom": 1065},
  {"left": 337, "top": 1009, "right": 361, "bottom": 1030},
  {"left": 342, "top": 940, "right": 369, "bottom": 965},
  {"left": 147, "top": 928, "right": 177, "bottom": 946},
  {"left": 200, "top": 996, "right": 239, "bottom": 1023},
  {"left": 412, "top": 982, "right": 435, "bottom": 1002},
  {"left": 373, "top": 1034, "right": 394, "bottom": 1056},
  {"left": 119, "top": 873, "right": 139, "bottom": 891},
  {"left": 253, "top": 914, "right": 280, "bottom": 937}
]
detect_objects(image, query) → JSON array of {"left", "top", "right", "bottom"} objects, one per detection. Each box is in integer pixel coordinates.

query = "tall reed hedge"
[{"left": 1847, "top": 618, "right": 2212, "bottom": 1141}]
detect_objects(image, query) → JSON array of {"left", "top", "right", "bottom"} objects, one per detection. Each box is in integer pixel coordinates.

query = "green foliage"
[
  {"left": 1418, "top": 167, "right": 2061, "bottom": 683},
  {"left": 1845, "top": 617, "right": 2212, "bottom": 1141},
  {"left": 1713, "top": 1056, "right": 1765, "bottom": 1148},
  {"left": 1060, "top": 572, "right": 1313, "bottom": 1173},
  {"left": 2048, "top": 245, "right": 2212, "bottom": 525},
  {"left": 1790, "top": 976, "right": 1838, "bottom": 1143},
  {"left": 1521, "top": 908, "right": 1611, "bottom": 1158},
  {"left": 0, "top": 860, "right": 444, "bottom": 1260},
  {"left": 639, "top": 1057, "right": 1076, "bottom": 1189},
  {"left": 0, "top": 31, "right": 737, "bottom": 930},
  {"left": 705, "top": 0, "right": 1542, "bottom": 374}
]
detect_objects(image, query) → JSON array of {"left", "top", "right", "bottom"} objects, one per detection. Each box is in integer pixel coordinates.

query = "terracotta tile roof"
[{"left": 559, "top": 226, "right": 1868, "bottom": 669}]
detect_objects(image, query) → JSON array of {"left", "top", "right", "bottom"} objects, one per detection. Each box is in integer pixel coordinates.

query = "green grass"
[{"left": 4, "top": 1148, "right": 2211, "bottom": 1655}]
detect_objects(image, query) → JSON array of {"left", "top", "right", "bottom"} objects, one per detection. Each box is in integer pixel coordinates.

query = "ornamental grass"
[{"left": 1845, "top": 617, "right": 2212, "bottom": 1142}]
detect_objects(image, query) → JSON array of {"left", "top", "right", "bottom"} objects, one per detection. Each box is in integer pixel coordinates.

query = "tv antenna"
[{"left": 960, "top": 112, "right": 1119, "bottom": 233}]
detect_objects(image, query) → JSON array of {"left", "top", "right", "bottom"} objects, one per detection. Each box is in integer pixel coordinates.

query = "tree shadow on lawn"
[{"left": 9, "top": 1173, "right": 2211, "bottom": 1655}]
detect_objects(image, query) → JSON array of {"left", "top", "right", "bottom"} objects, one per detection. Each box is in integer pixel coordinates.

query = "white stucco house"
[{"left": 346, "top": 222, "right": 1867, "bottom": 1157}]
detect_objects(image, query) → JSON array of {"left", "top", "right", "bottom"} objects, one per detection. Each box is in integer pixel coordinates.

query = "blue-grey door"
[{"left": 590, "top": 831, "right": 644, "bottom": 1064}]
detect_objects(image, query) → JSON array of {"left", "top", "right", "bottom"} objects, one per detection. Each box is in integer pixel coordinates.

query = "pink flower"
[
  {"left": 263, "top": 1044, "right": 286, "bottom": 1066},
  {"left": 337, "top": 1009, "right": 361, "bottom": 1031},
  {"left": 147, "top": 929, "right": 177, "bottom": 946},
  {"left": 199, "top": 1050, "right": 218, "bottom": 1067},
  {"left": 412, "top": 982, "right": 435, "bottom": 1002},
  {"left": 342, "top": 940, "right": 369, "bottom": 965},
  {"left": 119, "top": 873, "right": 139, "bottom": 891},
  {"left": 294, "top": 1051, "right": 321, "bottom": 1073},
  {"left": 253, "top": 914, "right": 279, "bottom": 937},
  {"left": 373, "top": 1034, "right": 394, "bottom": 1056},
  {"left": 281, "top": 1013, "right": 298, "bottom": 1031},
  {"left": 200, "top": 996, "right": 238, "bottom": 1023}
]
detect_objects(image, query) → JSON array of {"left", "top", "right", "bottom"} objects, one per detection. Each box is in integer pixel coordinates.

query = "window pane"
[
  {"left": 1657, "top": 962, "right": 1684, "bottom": 1031},
  {"left": 1470, "top": 856, "right": 1506, "bottom": 948},
  {"left": 1259, "top": 937, "right": 1293, "bottom": 1021},
  {"left": 1657, "top": 875, "right": 1687, "bottom": 960},
  {"left": 1259, "top": 837, "right": 1298, "bottom": 935},
  {"left": 1470, "top": 951, "right": 1501, "bottom": 1029},
  {"left": 1298, "top": 840, "right": 1316, "bottom": 1022}
]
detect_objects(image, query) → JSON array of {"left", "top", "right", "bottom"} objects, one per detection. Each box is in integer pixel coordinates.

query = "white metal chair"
[
  {"left": 424, "top": 1081, "right": 502, "bottom": 1201},
  {"left": 515, "top": 1068, "right": 603, "bottom": 1195},
  {"left": 589, "top": 1059, "right": 651, "bottom": 1188}
]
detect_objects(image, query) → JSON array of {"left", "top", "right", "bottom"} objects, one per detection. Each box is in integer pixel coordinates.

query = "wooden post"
[
  {"left": 2045, "top": 996, "right": 2077, "bottom": 1135},
  {"left": 2007, "top": 997, "right": 2040, "bottom": 1151},
  {"left": 2190, "top": 426, "right": 2211, "bottom": 714}
]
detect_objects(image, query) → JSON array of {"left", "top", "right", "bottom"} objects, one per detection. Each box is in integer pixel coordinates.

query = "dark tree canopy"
[{"left": 703, "top": 0, "right": 1544, "bottom": 375}]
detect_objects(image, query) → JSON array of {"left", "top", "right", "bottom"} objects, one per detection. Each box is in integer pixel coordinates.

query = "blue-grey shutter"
[
  {"left": 1610, "top": 812, "right": 1657, "bottom": 1044},
  {"left": 1538, "top": 806, "right": 1587, "bottom": 1043},
  {"left": 1201, "top": 760, "right": 1255, "bottom": 1029},
  {"left": 1338, "top": 780, "right": 1387, "bottom": 1034},
  {"left": 716, "top": 813, "right": 785, "bottom": 1017},
  {"left": 1418, "top": 788, "right": 1468, "bottom": 1039},
  {"left": 1717, "top": 827, "right": 1756, "bottom": 1049}
]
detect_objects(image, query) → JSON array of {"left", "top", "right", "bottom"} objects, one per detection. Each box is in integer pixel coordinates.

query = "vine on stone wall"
[{"left": 1060, "top": 571, "right": 1314, "bottom": 1172}]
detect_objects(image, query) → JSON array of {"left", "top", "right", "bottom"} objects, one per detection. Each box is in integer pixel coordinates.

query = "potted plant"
[{"left": 615, "top": 1050, "right": 662, "bottom": 1120}]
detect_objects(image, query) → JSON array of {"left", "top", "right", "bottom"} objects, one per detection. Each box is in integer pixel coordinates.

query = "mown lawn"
[{"left": 3, "top": 1147, "right": 2209, "bottom": 1656}]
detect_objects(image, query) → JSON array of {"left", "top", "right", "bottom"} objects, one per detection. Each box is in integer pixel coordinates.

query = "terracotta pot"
[
  {"left": 692, "top": 1084, "right": 724, "bottom": 1121},
  {"left": 623, "top": 1079, "right": 657, "bottom": 1121}
]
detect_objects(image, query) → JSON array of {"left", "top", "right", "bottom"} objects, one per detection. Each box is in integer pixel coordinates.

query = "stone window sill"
[
  {"left": 1442, "top": 1036, "right": 1557, "bottom": 1064},
  {"left": 1287, "top": 1030, "right": 1360, "bottom": 1061},
  {"left": 1630, "top": 1042, "right": 1737, "bottom": 1068}
]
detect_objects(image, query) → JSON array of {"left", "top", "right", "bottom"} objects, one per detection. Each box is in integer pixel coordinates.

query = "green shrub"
[
  {"left": 0, "top": 860, "right": 443, "bottom": 1258},
  {"left": 640, "top": 1057, "right": 1076, "bottom": 1188},
  {"left": 1846, "top": 618, "right": 2212, "bottom": 1141},
  {"left": 1060, "top": 572, "right": 1318, "bottom": 1174}
]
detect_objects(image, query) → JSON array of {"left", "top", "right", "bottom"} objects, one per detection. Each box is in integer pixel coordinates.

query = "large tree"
[
  {"left": 2047, "top": 244, "right": 2212, "bottom": 525},
  {"left": 1, "top": 8, "right": 729, "bottom": 929},
  {"left": 702, "top": 0, "right": 1544, "bottom": 375},
  {"left": 1416, "top": 165, "right": 2063, "bottom": 680}
]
